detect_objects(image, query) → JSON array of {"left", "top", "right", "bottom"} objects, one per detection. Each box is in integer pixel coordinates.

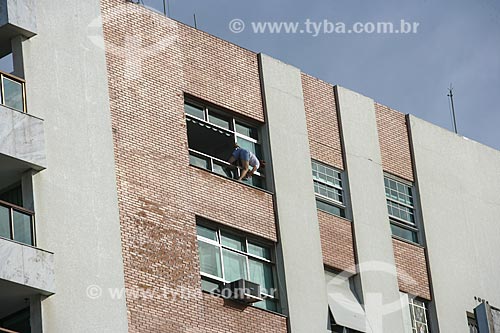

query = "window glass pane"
[
  {"left": 253, "top": 298, "right": 278, "bottom": 312},
  {"left": 248, "top": 242, "right": 271, "bottom": 260},
  {"left": 221, "top": 231, "right": 245, "bottom": 251},
  {"left": 184, "top": 103, "right": 204, "bottom": 119},
  {"left": 189, "top": 153, "right": 209, "bottom": 169},
  {"left": 0, "top": 205, "right": 10, "bottom": 239},
  {"left": 196, "top": 225, "right": 218, "bottom": 241},
  {"left": 235, "top": 122, "right": 258, "bottom": 139},
  {"left": 311, "top": 161, "right": 342, "bottom": 187},
  {"left": 213, "top": 160, "right": 228, "bottom": 177},
  {"left": 248, "top": 175, "right": 264, "bottom": 189},
  {"left": 236, "top": 136, "right": 261, "bottom": 158},
  {"left": 314, "top": 181, "right": 343, "bottom": 203},
  {"left": 3, "top": 77, "right": 23, "bottom": 112},
  {"left": 316, "top": 199, "right": 345, "bottom": 218},
  {"left": 201, "top": 278, "right": 220, "bottom": 293},
  {"left": 390, "top": 223, "right": 418, "bottom": 243},
  {"left": 198, "top": 240, "right": 222, "bottom": 278},
  {"left": 12, "top": 211, "right": 32, "bottom": 245},
  {"left": 387, "top": 200, "right": 415, "bottom": 224},
  {"left": 414, "top": 305, "right": 426, "bottom": 323},
  {"left": 249, "top": 259, "right": 274, "bottom": 294},
  {"left": 208, "top": 111, "right": 230, "bottom": 129},
  {"left": 222, "top": 248, "right": 247, "bottom": 282}
]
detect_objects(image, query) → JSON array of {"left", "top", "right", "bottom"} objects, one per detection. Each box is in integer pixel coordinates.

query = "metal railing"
[
  {"left": 0, "top": 70, "right": 26, "bottom": 113},
  {"left": 0, "top": 199, "right": 35, "bottom": 246}
]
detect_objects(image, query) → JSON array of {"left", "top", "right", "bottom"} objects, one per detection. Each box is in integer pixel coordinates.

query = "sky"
[
  {"left": 2, "top": 0, "right": 497, "bottom": 150},
  {"left": 138, "top": 0, "right": 500, "bottom": 151}
]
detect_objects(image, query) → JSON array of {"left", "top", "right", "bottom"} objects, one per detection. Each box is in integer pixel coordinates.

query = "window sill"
[
  {"left": 189, "top": 163, "right": 274, "bottom": 195},
  {"left": 316, "top": 208, "right": 352, "bottom": 223},
  {"left": 391, "top": 235, "right": 425, "bottom": 248}
]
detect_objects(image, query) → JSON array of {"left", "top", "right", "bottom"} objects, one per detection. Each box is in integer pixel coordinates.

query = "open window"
[{"left": 185, "top": 98, "right": 266, "bottom": 189}]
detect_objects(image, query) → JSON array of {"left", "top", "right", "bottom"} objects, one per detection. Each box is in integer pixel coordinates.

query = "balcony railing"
[
  {"left": 0, "top": 71, "right": 26, "bottom": 113},
  {"left": 0, "top": 200, "right": 35, "bottom": 246}
]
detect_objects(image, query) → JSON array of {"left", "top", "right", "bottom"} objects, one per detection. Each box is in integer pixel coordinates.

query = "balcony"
[
  {"left": 0, "top": 71, "right": 45, "bottom": 173},
  {"left": 0, "top": 235, "right": 54, "bottom": 331},
  {"left": 0, "top": 0, "right": 37, "bottom": 57}
]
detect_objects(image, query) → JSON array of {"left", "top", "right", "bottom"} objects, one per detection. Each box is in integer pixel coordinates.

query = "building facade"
[{"left": 0, "top": 0, "right": 499, "bottom": 332}]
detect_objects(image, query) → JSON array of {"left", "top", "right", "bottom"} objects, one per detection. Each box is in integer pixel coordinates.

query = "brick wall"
[
  {"left": 301, "top": 74, "right": 356, "bottom": 273},
  {"left": 101, "top": 1, "right": 286, "bottom": 331},
  {"left": 302, "top": 73, "right": 344, "bottom": 170},
  {"left": 318, "top": 211, "right": 356, "bottom": 273},
  {"left": 392, "top": 239, "right": 431, "bottom": 300},
  {"left": 374, "top": 103, "right": 414, "bottom": 182}
]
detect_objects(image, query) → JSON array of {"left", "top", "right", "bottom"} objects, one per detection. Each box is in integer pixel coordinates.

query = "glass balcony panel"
[
  {"left": 0, "top": 205, "right": 10, "bottom": 239},
  {"left": 12, "top": 210, "right": 32, "bottom": 245},
  {"left": 3, "top": 77, "right": 24, "bottom": 112}
]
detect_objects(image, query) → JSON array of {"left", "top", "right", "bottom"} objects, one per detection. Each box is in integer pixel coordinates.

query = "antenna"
[
  {"left": 162, "top": 0, "right": 167, "bottom": 16},
  {"left": 447, "top": 84, "right": 458, "bottom": 134},
  {"left": 193, "top": 14, "right": 198, "bottom": 29}
]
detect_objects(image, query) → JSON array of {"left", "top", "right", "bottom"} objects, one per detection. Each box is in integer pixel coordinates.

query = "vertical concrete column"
[
  {"left": 336, "top": 86, "right": 406, "bottom": 332},
  {"left": 20, "top": 0, "right": 129, "bottom": 332},
  {"left": 259, "top": 53, "right": 328, "bottom": 332},
  {"left": 11, "top": 36, "right": 26, "bottom": 78}
]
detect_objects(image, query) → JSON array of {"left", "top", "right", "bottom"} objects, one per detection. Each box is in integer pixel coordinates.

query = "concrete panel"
[
  {"left": 409, "top": 115, "right": 500, "bottom": 333},
  {"left": 0, "top": 237, "right": 54, "bottom": 294},
  {"left": 0, "top": 0, "right": 37, "bottom": 36},
  {"left": 336, "top": 86, "right": 406, "bottom": 332},
  {"left": 20, "top": 0, "right": 129, "bottom": 332},
  {"left": 0, "top": 105, "right": 45, "bottom": 169},
  {"left": 0, "top": 0, "right": 36, "bottom": 56},
  {"left": 259, "top": 53, "right": 328, "bottom": 332}
]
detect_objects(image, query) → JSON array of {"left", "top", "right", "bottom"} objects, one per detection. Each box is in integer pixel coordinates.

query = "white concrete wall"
[
  {"left": 409, "top": 115, "right": 500, "bottom": 333},
  {"left": 336, "top": 86, "right": 406, "bottom": 333},
  {"left": 259, "top": 54, "right": 328, "bottom": 332},
  {"left": 20, "top": 0, "right": 129, "bottom": 332}
]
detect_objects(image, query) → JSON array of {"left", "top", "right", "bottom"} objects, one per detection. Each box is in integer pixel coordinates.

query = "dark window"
[{"left": 184, "top": 99, "right": 266, "bottom": 189}]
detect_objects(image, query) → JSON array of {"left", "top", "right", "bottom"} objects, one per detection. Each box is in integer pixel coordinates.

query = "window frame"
[
  {"left": 184, "top": 99, "right": 265, "bottom": 187},
  {"left": 196, "top": 222, "right": 278, "bottom": 308},
  {"left": 384, "top": 173, "right": 420, "bottom": 244},
  {"left": 312, "top": 160, "right": 347, "bottom": 218},
  {"left": 408, "top": 298, "right": 430, "bottom": 333}
]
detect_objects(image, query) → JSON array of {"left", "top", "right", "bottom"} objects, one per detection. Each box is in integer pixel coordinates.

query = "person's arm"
[{"left": 247, "top": 165, "right": 258, "bottom": 178}]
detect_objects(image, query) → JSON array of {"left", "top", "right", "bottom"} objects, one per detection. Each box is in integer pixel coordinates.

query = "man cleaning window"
[{"left": 226, "top": 144, "right": 264, "bottom": 181}]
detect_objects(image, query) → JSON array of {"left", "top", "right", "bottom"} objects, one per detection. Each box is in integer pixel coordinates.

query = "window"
[
  {"left": 184, "top": 99, "right": 265, "bottom": 189},
  {"left": 312, "top": 160, "right": 346, "bottom": 218},
  {"left": 196, "top": 221, "right": 278, "bottom": 312},
  {"left": 467, "top": 312, "right": 478, "bottom": 333},
  {"left": 384, "top": 175, "right": 419, "bottom": 243},
  {"left": 409, "top": 298, "right": 429, "bottom": 333}
]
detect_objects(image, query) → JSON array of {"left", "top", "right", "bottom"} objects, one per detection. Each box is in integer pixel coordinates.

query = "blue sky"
[{"left": 141, "top": 0, "right": 499, "bottom": 150}]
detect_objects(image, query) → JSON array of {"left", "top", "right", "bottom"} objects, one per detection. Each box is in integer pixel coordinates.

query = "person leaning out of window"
[{"left": 228, "top": 144, "right": 265, "bottom": 181}]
